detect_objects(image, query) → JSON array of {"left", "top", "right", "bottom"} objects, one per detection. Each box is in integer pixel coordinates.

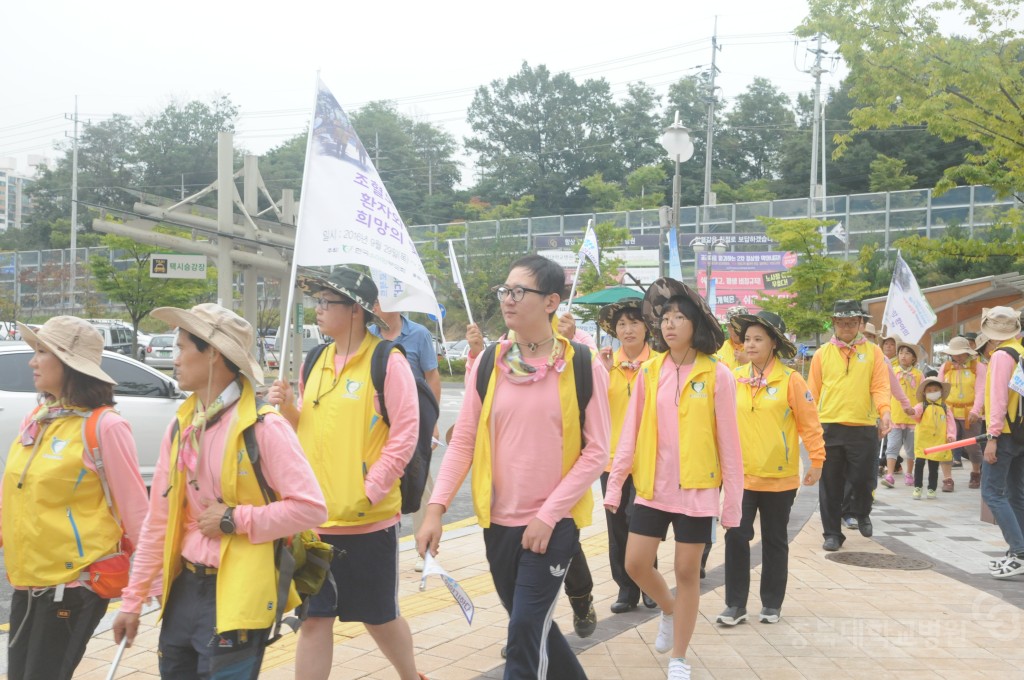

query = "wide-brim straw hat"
[
  {"left": 945, "top": 336, "right": 976, "bottom": 357},
  {"left": 916, "top": 376, "right": 951, "bottom": 402},
  {"left": 151, "top": 303, "right": 264, "bottom": 385},
  {"left": 298, "top": 266, "right": 389, "bottom": 331},
  {"left": 731, "top": 311, "right": 798, "bottom": 360},
  {"left": 598, "top": 299, "right": 643, "bottom": 338},
  {"left": 895, "top": 339, "right": 923, "bottom": 363},
  {"left": 980, "top": 306, "right": 1021, "bottom": 342},
  {"left": 18, "top": 316, "right": 116, "bottom": 385},
  {"left": 863, "top": 322, "right": 877, "bottom": 337},
  {"left": 641, "top": 277, "right": 724, "bottom": 354}
]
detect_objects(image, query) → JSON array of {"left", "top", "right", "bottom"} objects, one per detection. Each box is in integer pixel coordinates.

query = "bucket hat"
[
  {"left": 598, "top": 299, "right": 644, "bottom": 338},
  {"left": 641, "top": 277, "right": 724, "bottom": 354},
  {"left": 730, "top": 311, "right": 797, "bottom": 360},
  {"left": 298, "top": 266, "right": 388, "bottom": 331},
  {"left": 945, "top": 336, "right": 976, "bottom": 357},
  {"left": 916, "top": 376, "right": 950, "bottom": 403},
  {"left": 725, "top": 305, "right": 748, "bottom": 322},
  {"left": 151, "top": 303, "right": 264, "bottom": 385},
  {"left": 895, "top": 339, "right": 923, "bottom": 363},
  {"left": 18, "top": 316, "right": 115, "bottom": 384},
  {"left": 979, "top": 306, "right": 1021, "bottom": 342},
  {"left": 831, "top": 299, "right": 865, "bottom": 318},
  {"left": 863, "top": 322, "right": 877, "bottom": 338}
]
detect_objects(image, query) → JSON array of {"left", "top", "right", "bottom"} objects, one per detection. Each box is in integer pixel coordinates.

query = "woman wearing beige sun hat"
[
  {"left": 2, "top": 316, "right": 149, "bottom": 680},
  {"left": 939, "top": 336, "right": 986, "bottom": 486}
]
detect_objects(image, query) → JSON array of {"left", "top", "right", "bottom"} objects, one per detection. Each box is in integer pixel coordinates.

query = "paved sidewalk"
[{"left": 33, "top": 463, "right": 1024, "bottom": 678}]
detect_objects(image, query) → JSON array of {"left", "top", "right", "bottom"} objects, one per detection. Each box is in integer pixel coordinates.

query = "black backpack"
[
  {"left": 302, "top": 340, "right": 440, "bottom": 514},
  {"left": 995, "top": 347, "right": 1024, "bottom": 445},
  {"left": 474, "top": 340, "right": 594, "bottom": 435}
]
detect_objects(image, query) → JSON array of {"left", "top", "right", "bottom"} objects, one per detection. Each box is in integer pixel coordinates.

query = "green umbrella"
[{"left": 571, "top": 286, "right": 644, "bottom": 306}]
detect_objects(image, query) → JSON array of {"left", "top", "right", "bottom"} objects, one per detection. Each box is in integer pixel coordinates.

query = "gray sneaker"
[
  {"left": 759, "top": 607, "right": 781, "bottom": 624},
  {"left": 715, "top": 606, "right": 748, "bottom": 626},
  {"left": 842, "top": 516, "right": 859, "bottom": 530}
]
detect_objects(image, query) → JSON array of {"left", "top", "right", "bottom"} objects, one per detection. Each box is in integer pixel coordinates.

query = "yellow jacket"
[
  {"left": 986, "top": 338, "right": 1024, "bottom": 434},
  {"left": 608, "top": 346, "right": 655, "bottom": 464},
  {"left": 632, "top": 352, "right": 721, "bottom": 498},
  {"left": 162, "top": 382, "right": 300, "bottom": 632},
  {"left": 734, "top": 361, "right": 803, "bottom": 479}
]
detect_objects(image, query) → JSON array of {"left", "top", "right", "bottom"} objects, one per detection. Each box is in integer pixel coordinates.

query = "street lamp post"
[{"left": 659, "top": 111, "right": 694, "bottom": 279}]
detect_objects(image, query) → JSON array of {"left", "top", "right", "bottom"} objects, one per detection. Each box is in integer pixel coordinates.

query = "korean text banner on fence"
[
  {"left": 696, "top": 251, "right": 797, "bottom": 320},
  {"left": 294, "top": 79, "right": 438, "bottom": 316}
]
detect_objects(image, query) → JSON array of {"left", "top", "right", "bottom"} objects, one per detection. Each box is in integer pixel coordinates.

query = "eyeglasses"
[
  {"left": 833, "top": 318, "right": 860, "bottom": 329},
  {"left": 659, "top": 313, "right": 690, "bottom": 327},
  {"left": 314, "top": 296, "right": 353, "bottom": 310},
  {"left": 492, "top": 285, "right": 547, "bottom": 303}
]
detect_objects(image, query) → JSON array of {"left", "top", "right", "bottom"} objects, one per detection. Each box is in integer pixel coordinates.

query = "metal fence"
[{"left": 1, "top": 185, "right": 1017, "bottom": 318}]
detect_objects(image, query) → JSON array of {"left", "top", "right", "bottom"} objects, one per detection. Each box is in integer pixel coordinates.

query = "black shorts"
[
  {"left": 307, "top": 526, "right": 399, "bottom": 625},
  {"left": 629, "top": 504, "right": 713, "bottom": 544}
]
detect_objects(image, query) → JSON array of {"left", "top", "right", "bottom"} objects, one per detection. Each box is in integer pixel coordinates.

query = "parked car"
[
  {"left": 144, "top": 333, "right": 177, "bottom": 370},
  {"left": 266, "top": 325, "right": 327, "bottom": 371},
  {"left": 0, "top": 342, "right": 188, "bottom": 485}
]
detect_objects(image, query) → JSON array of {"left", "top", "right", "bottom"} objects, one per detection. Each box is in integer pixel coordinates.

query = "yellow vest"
[
  {"left": 608, "top": 347, "right": 656, "bottom": 461},
  {"left": 891, "top": 366, "right": 923, "bottom": 426},
  {"left": 162, "top": 381, "right": 300, "bottom": 632},
  {"left": 298, "top": 334, "right": 400, "bottom": 526},
  {"left": 815, "top": 342, "right": 878, "bottom": 425},
  {"left": 944, "top": 359, "right": 979, "bottom": 420},
  {"left": 472, "top": 337, "right": 593, "bottom": 529},
  {"left": 3, "top": 411, "right": 123, "bottom": 587},
  {"left": 716, "top": 338, "right": 743, "bottom": 370},
  {"left": 734, "top": 361, "right": 801, "bottom": 479},
  {"left": 633, "top": 352, "right": 721, "bottom": 498},
  {"left": 985, "top": 338, "right": 1024, "bottom": 434},
  {"left": 915, "top": 402, "right": 951, "bottom": 461}
]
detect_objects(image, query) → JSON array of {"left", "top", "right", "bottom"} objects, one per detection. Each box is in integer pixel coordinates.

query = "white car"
[
  {"left": 144, "top": 333, "right": 176, "bottom": 370},
  {"left": 0, "top": 342, "right": 188, "bottom": 485}
]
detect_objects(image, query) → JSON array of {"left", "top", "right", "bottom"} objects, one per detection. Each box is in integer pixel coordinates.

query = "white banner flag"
[
  {"left": 370, "top": 269, "right": 440, "bottom": 316},
  {"left": 448, "top": 240, "right": 466, "bottom": 292},
  {"left": 294, "top": 79, "right": 437, "bottom": 315},
  {"left": 579, "top": 223, "right": 601, "bottom": 275},
  {"left": 419, "top": 553, "right": 475, "bottom": 625},
  {"left": 881, "top": 252, "right": 936, "bottom": 344}
]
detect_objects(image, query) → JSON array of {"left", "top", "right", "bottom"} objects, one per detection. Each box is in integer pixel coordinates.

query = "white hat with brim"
[
  {"left": 895, "top": 339, "right": 922, "bottom": 362},
  {"left": 18, "top": 317, "right": 116, "bottom": 385},
  {"left": 916, "top": 376, "right": 951, "bottom": 403},
  {"left": 151, "top": 303, "right": 264, "bottom": 385},
  {"left": 980, "top": 306, "right": 1021, "bottom": 342},
  {"left": 945, "top": 336, "right": 977, "bottom": 357},
  {"left": 864, "top": 322, "right": 877, "bottom": 337}
]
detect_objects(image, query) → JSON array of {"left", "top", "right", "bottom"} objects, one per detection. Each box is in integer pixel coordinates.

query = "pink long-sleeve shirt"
[
  {"left": 120, "top": 404, "right": 327, "bottom": 615},
  {"left": 986, "top": 345, "right": 1019, "bottom": 438},
  {"left": 297, "top": 350, "right": 419, "bottom": 534},
  {"left": 887, "top": 360, "right": 913, "bottom": 411},
  {"left": 1, "top": 410, "right": 150, "bottom": 590},
  {"left": 938, "top": 360, "right": 986, "bottom": 418},
  {"left": 606, "top": 360, "right": 743, "bottom": 528},
  {"left": 431, "top": 349, "right": 610, "bottom": 528}
]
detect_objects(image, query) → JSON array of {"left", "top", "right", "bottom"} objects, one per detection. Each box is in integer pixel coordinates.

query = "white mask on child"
[{"left": 925, "top": 390, "right": 942, "bottom": 402}]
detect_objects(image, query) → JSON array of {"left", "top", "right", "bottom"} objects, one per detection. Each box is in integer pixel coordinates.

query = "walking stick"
[{"left": 105, "top": 637, "right": 128, "bottom": 680}]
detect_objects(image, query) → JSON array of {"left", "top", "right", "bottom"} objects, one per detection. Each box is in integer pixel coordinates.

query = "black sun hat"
[
  {"left": 831, "top": 299, "right": 865, "bottom": 318},
  {"left": 598, "top": 299, "right": 644, "bottom": 338},
  {"left": 641, "top": 277, "right": 724, "bottom": 354},
  {"left": 730, "top": 311, "right": 797, "bottom": 360},
  {"left": 298, "top": 266, "right": 389, "bottom": 331}
]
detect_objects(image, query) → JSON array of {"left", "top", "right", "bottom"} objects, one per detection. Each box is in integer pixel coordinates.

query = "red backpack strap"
[{"left": 81, "top": 406, "right": 117, "bottom": 517}]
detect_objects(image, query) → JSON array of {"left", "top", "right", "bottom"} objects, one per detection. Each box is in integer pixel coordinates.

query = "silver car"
[
  {"left": 144, "top": 333, "right": 176, "bottom": 370},
  {"left": 0, "top": 343, "right": 187, "bottom": 485}
]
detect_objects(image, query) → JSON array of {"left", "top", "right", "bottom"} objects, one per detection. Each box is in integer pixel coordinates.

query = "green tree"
[
  {"left": 466, "top": 62, "right": 619, "bottom": 215},
  {"left": 614, "top": 83, "right": 665, "bottom": 173},
  {"left": 88, "top": 233, "right": 215, "bottom": 356},
  {"left": 721, "top": 77, "right": 797, "bottom": 182},
  {"left": 711, "top": 179, "right": 777, "bottom": 204},
  {"left": 619, "top": 165, "right": 668, "bottom": 211},
  {"left": 664, "top": 73, "right": 720, "bottom": 205},
  {"left": 570, "top": 221, "right": 632, "bottom": 325},
  {"left": 580, "top": 173, "right": 624, "bottom": 212},
  {"left": 755, "top": 217, "right": 869, "bottom": 340},
  {"left": 801, "top": 0, "right": 1024, "bottom": 201},
  {"left": 869, "top": 154, "right": 918, "bottom": 192}
]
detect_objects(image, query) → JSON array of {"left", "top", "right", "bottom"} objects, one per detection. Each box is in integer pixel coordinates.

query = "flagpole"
[
  {"left": 448, "top": 240, "right": 474, "bottom": 326},
  {"left": 278, "top": 72, "right": 321, "bottom": 383},
  {"left": 879, "top": 249, "right": 897, "bottom": 338},
  {"left": 565, "top": 255, "right": 584, "bottom": 315}
]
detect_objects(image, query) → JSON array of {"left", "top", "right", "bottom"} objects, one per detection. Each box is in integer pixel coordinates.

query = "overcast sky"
[{"left": 2, "top": 0, "right": 842, "bottom": 177}]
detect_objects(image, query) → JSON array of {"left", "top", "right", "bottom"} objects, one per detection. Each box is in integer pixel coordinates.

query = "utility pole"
[
  {"left": 66, "top": 96, "right": 80, "bottom": 313},
  {"left": 703, "top": 17, "right": 721, "bottom": 230},
  {"left": 807, "top": 34, "right": 825, "bottom": 215}
]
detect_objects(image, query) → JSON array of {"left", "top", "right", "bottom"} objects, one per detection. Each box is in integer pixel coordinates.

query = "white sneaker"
[
  {"left": 414, "top": 557, "right": 425, "bottom": 573},
  {"left": 668, "top": 657, "right": 691, "bottom": 680},
  {"left": 654, "top": 613, "right": 674, "bottom": 653}
]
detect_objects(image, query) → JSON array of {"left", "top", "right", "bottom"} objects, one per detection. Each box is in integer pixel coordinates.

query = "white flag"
[
  {"left": 448, "top": 240, "right": 466, "bottom": 292},
  {"left": 370, "top": 269, "right": 441, "bottom": 317},
  {"left": 830, "top": 222, "right": 848, "bottom": 245},
  {"left": 420, "top": 553, "right": 475, "bottom": 625},
  {"left": 881, "top": 252, "right": 936, "bottom": 344},
  {"left": 293, "top": 79, "right": 438, "bottom": 315},
  {"left": 578, "top": 223, "right": 601, "bottom": 275}
]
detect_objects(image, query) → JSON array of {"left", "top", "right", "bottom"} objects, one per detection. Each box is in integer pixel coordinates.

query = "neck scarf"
[
  {"left": 897, "top": 367, "right": 918, "bottom": 390},
  {"left": 20, "top": 400, "right": 84, "bottom": 446},
  {"left": 178, "top": 380, "right": 242, "bottom": 479},
  {"left": 500, "top": 330, "right": 566, "bottom": 383},
  {"left": 830, "top": 333, "right": 866, "bottom": 350},
  {"left": 617, "top": 345, "right": 649, "bottom": 373}
]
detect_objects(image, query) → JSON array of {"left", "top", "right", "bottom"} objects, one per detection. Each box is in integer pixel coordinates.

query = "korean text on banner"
[
  {"left": 881, "top": 252, "right": 936, "bottom": 345},
  {"left": 294, "top": 79, "right": 437, "bottom": 315},
  {"left": 419, "top": 553, "right": 475, "bottom": 625}
]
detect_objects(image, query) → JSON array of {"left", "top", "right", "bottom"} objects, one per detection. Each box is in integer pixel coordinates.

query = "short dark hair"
[
  {"left": 663, "top": 295, "right": 720, "bottom": 355},
  {"left": 183, "top": 331, "right": 240, "bottom": 375},
  {"left": 509, "top": 255, "right": 565, "bottom": 298},
  {"left": 613, "top": 306, "right": 650, "bottom": 341},
  {"left": 53, "top": 367, "right": 115, "bottom": 409}
]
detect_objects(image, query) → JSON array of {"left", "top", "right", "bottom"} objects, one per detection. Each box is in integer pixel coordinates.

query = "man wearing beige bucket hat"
[
  {"left": 112, "top": 303, "right": 327, "bottom": 678},
  {"left": 979, "top": 306, "right": 1024, "bottom": 578},
  {"left": 939, "top": 337, "right": 986, "bottom": 487},
  {"left": 3, "top": 316, "right": 150, "bottom": 680}
]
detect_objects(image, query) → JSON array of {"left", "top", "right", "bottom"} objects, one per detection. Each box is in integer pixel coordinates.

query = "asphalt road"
[{"left": 0, "top": 381, "right": 472, "bottom": 629}]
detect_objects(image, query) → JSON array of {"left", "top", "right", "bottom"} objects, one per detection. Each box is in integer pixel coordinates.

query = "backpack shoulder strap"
[
  {"left": 244, "top": 399, "right": 277, "bottom": 505},
  {"left": 300, "top": 342, "right": 331, "bottom": 391},
  {"left": 569, "top": 341, "right": 594, "bottom": 422},
  {"left": 997, "top": 346, "right": 1021, "bottom": 363},
  {"left": 371, "top": 340, "right": 406, "bottom": 428},
  {"left": 81, "top": 406, "right": 117, "bottom": 518},
  {"left": 474, "top": 343, "right": 500, "bottom": 403}
]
